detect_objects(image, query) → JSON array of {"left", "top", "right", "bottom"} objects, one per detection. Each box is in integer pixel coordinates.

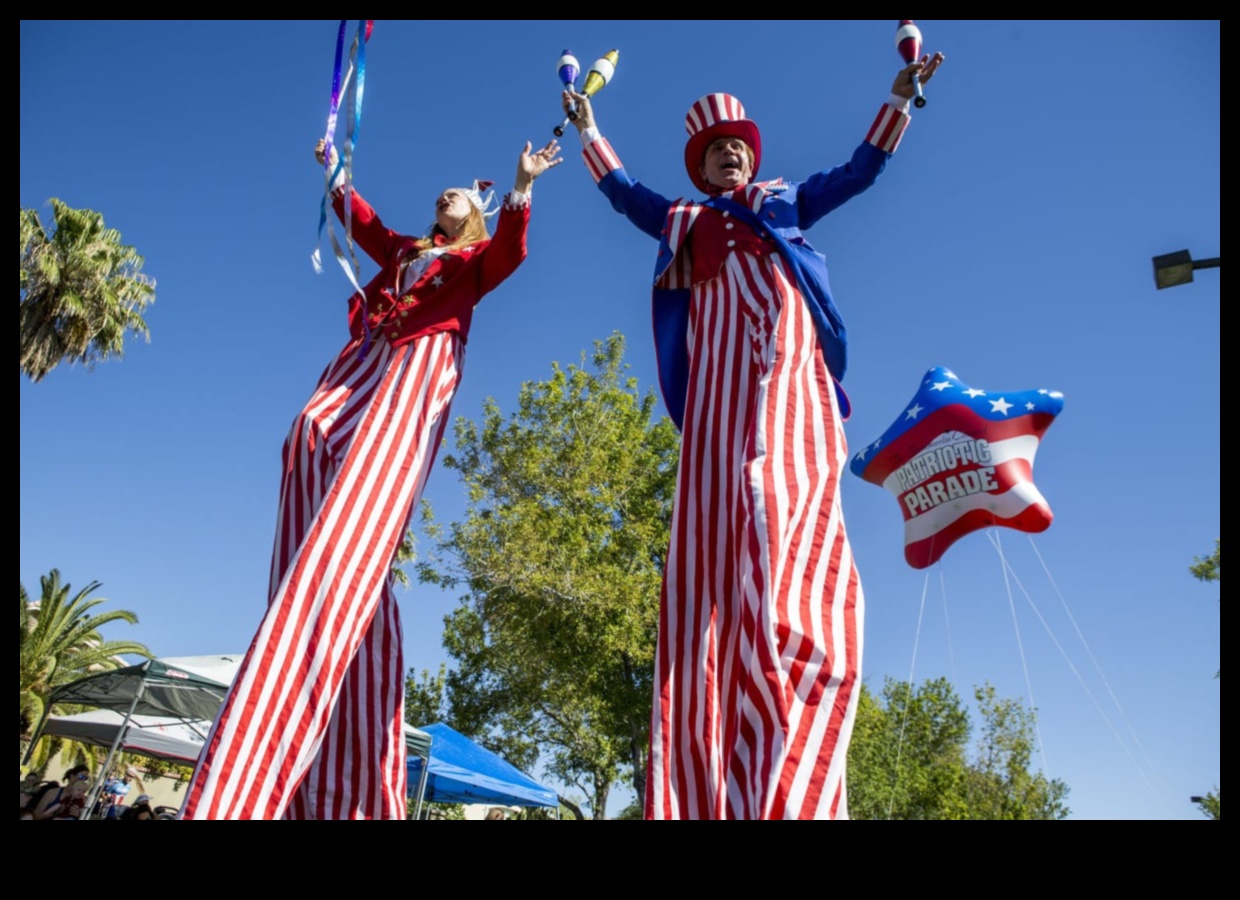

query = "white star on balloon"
[
  {"left": 1026, "top": 402, "right": 1036, "bottom": 410},
  {"left": 931, "top": 381, "right": 953, "bottom": 392},
  {"left": 990, "top": 397, "right": 1014, "bottom": 415},
  {"left": 432, "top": 275, "right": 444, "bottom": 287},
  {"left": 964, "top": 388, "right": 986, "bottom": 398},
  {"left": 905, "top": 403, "right": 924, "bottom": 419}
]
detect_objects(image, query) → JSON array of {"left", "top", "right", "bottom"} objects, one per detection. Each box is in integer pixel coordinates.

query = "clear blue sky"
[{"left": 20, "top": 21, "right": 1219, "bottom": 819}]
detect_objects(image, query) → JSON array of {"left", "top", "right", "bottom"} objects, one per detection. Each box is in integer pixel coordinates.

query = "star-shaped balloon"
[{"left": 850, "top": 366, "right": 1064, "bottom": 569}]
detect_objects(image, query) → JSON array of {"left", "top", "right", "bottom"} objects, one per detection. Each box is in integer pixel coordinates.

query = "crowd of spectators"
[{"left": 21, "top": 765, "right": 172, "bottom": 820}]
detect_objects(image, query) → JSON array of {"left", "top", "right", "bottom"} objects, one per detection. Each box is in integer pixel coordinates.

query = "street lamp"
[{"left": 1153, "top": 249, "right": 1221, "bottom": 290}]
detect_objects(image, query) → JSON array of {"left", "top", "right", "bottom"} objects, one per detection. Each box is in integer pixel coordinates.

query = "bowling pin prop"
[
  {"left": 554, "top": 49, "right": 619, "bottom": 136},
  {"left": 557, "top": 50, "right": 581, "bottom": 123},
  {"left": 895, "top": 20, "right": 927, "bottom": 108}
]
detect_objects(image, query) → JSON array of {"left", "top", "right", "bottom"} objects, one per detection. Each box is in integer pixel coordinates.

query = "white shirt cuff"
[
  {"left": 886, "top": 93, "right": 911, "bottom": 114},
  {"left": 507, "top": 188, "right": 530, "bottom": 208},
  {"left": 580, "top": 125, "right": 600, "bottom": 146}
]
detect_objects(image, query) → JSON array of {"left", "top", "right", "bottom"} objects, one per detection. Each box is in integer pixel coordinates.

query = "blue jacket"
[{"left": 584, "top": 108, "right": 906, "bottom": 431}]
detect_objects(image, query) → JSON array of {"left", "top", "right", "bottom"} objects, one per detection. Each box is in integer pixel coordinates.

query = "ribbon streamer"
[
  {"left": 312, "top": 21, "right": 375, "bottom": 354},
  {"left": 313, "top": 21, "right": 350, "bottom": 274}
]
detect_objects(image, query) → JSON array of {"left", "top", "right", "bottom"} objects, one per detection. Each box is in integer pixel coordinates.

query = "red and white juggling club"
[{"left": 895, "top": 20, "right": 926, "bottom": 108}]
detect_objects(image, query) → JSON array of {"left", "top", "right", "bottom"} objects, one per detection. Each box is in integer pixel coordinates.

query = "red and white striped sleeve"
[
  {"left": 580, "top": 127, "right": 625, "bottom": 185},
  {"left": 865, "top": 96, "right": 912, "bottom": 155}
]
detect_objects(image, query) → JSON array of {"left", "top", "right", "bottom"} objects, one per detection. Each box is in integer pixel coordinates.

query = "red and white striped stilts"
[
  {"left": 182, "top": 332, "right": 461, "bottom": 819},
  {"left": 645, "top": 251, "right": 863, "bottom": 820}
]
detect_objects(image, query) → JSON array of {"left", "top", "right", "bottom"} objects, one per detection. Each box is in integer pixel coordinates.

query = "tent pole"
[
  {"left": 412, "top": 749, "right": 431, "bottom": 821},
  {"left": 81, "top": 681, "right": 145, "bottom": 819}
]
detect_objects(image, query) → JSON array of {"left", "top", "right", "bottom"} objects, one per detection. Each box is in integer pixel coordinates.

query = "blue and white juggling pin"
[{"left": 553, "top": 49, "right": 580, "bottom": 136}]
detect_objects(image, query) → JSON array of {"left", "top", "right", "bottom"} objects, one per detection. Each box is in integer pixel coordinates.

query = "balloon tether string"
[
  {"left": 990, "top": 528, "right": 1049, "bottom": 775},
  {"left": 886, "top": 567, "right": 931, "bottom": 820}
]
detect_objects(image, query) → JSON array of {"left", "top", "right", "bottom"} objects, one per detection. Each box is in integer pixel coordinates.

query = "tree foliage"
[
  {"left": 1190, "top": 539, "right": 1220, "bottom": 678},
  {"left": 848, "top": 676, "right": 970, "bottom": 820},
  {"left": 20, "top": 570, "right": 152, "bottom": 759},
  {"left": 413, "top": 333, "right": 679, "bottom": 819},
  {"left": 1194, "top": 789, "right": 1220, "bottom": 820},
  {"left": 613, "top": 800, "right": 643, "bottom": 820},
  {"left": 964, "top": 683, "right": 1070, "bottom": 820},
  {"left": 1190, "top": 539, "right": 1220, "bottom": 584},
  {"left": 404, "top": 663, "right": 450, "bottom": 728},
  {"left": 1189, "top": 541, "right": 1219, "bottom": 807},
  {"left": 127, "top": 754, "right": 192, "bottom": 789},
  {"left": 20, "top": 198, "right": 155, "bottom": 382},
  {"left": 848, "top": 677, "right": 1070, "bottom": 820}
]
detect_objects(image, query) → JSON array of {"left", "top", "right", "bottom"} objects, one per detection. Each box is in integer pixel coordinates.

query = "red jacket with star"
[{"left": 330, "top": 186, "right": 529, "bottom": 347}]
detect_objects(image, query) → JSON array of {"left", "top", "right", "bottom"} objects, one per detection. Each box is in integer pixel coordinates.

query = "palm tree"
[
  {"left": 19, "top": 198, "right": 155, "bottom": 382},
  {"left": 19, "top": 570, "right": 153, "bottom": 760}
]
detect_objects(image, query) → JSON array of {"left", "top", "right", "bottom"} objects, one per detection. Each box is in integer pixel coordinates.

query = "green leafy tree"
[
  {"left": 614, "top": 800, "right": 643, "bottom": 820},
  {"left": 20, "top": 198, "right": 155, "bottom": 382},
  {"left": 392, "top": 519, "right": 421, "bottom": 588},
  {"left": 848, "top": 677, "right": 971, "bottom": 820},
  {"left": 1194, "top": 789, "right": 1220, "bottom": 820},
  {"left": 1190, "top": 539, "right": 1220, "bottom": 584},
  {"left": 848, "top": 677, "right": 1070, "bottom": 820},
  {"left": 1190, "top": 539, "right": 1220, "bottom": 677},
  {"left": 126, "top": 754, "right": 192, "bottom": 791},
  {"left": 964, "top": 683, "right": 1070, "bottom": 820},
  {"left": 20, "top": 570, "right": 152, "bottom": 756},
  {"left": 1189, "top": 541, "right": 1219, "bottom": 814},
  {"left": 25, "top": 738, "right": 104, "bottom": 782},
  {"left": 405, "top": 663, "right": 449, "bottom": 727},
  {"left": 414, "top": 333, "right": 679, "bottom": 819}
]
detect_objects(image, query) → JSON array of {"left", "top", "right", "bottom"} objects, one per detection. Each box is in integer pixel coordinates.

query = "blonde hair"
[{"left": 414, "top": 203, "right": 489, "bottom": 256}]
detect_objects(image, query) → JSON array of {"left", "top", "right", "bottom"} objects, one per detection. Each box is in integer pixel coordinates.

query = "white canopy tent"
[
  {"left": 41, "top": 708, "right": 210, "bottom": 764},
  {"left": 26, "top": 654, "right": 243, "bottom": 818},
  {"left": 31, "top": 655, "right": 539, "bottom": 820}
]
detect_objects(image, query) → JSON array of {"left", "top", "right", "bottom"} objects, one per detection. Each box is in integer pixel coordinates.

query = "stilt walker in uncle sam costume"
[
  {"left": 180, "top": 130, "right": 563, "bottom": 818},
  {"left": 563, "top": 42, "right": 944, "bottom": 819}
]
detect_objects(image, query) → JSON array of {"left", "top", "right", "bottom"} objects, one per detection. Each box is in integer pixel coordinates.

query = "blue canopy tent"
[{"left": 406, "top": 723, "right": 559, "bottom": 817}]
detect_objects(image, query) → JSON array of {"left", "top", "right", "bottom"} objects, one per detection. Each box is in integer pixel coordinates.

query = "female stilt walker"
[{"left": 182, "top": 137, "right": 561, "bottom": 819}]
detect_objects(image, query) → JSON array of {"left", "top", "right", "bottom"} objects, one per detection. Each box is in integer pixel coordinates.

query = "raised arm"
[
  {"left": 514, "top": 138, "right": 562, "bottom": 195},
  {"left": 797, "top": 52, "right": 945, "bottom": 229},
  {"left": 314, "top": 139, "right": 404, "bottom": 267},
  {"left": 476, "top": 140, "right": 563, "bottom": 299},
  {"left": 563, "top": 89, "right": 673, "bottom": 240}
]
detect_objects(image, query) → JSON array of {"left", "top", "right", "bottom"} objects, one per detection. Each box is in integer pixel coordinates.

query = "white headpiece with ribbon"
[{"left": 460, "top": 179, "right": 499, "bottom": 219}]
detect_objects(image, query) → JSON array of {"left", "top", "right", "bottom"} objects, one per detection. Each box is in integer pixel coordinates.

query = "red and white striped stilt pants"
[
  {"left": 645, "top": 252, "right": 864, "bottom": 819},
  {"left": 182, "top": 332, "right": 462, "bottom": 819}
]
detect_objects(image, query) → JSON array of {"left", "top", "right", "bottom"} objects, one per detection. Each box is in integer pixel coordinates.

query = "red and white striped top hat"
[{"left": 683, "top": 93, "right": 762, "bottom": 194}]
